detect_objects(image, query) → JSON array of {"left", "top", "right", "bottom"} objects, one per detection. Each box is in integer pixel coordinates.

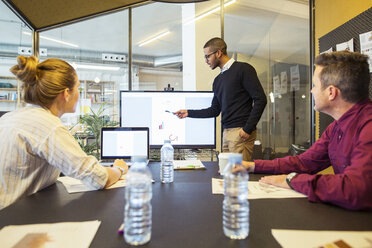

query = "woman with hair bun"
[{"left": 0, "top": 56, "right": 127, "bottom": 210}]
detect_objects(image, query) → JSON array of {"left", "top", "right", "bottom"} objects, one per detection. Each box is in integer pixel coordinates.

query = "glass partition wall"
[
  {"left": 39, "top": 11, "right": 129, "bottom": 126},
  {"left": 0, "top": 2, "right": 32, "bottom": 112},
  {"left": 0, "top": 0, "right": 310, "bottom": 157},
  {"left": 133, "top": 3, "right": 183, "bottom": 91},
  {"left": 225, "top": 0, "right": 310, "bottom": 156}
]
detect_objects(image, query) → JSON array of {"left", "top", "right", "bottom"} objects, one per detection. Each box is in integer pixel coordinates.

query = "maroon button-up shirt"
[{"left": 254, "top": 99, "right": 372, "bottom": 210}]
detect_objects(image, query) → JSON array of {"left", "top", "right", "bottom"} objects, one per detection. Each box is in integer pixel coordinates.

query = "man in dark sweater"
[{"left": 175, "top": 37, "right": 267, "bottom": 161}]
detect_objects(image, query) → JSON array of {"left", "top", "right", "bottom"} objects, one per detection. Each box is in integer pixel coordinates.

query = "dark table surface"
[{"left": 0, "top": 162, "right": 371, "bottom": 248}]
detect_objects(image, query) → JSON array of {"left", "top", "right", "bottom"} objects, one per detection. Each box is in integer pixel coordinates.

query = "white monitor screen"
[
  {"left": 101, "top": 127, "right": 149, "bottom": 159},
  {"left": 120, "top": 91, "right": 216, "bottom": 148}
]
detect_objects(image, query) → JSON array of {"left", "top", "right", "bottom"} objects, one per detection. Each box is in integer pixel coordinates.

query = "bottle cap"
[
  {"left": 228, "top": 153, "right": 243, "bottom": 164},
  {"left": 164, "top": 140, "right": 171, "bottom": 144},
  {"left": 131, "top": 155, "right": 147, "bottom": 163}
]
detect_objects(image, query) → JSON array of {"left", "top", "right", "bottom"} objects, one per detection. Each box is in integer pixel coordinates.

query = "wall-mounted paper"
[
  {"left": 359, "top": 31, "right": 372, "bottom": 72},
  {"left": 336, "top": 38, "right": 354, "bottom": 52},
  {"left": 290, "top": 65, "right": 300, "bottom": 92},
  {"left": 320, "top": 47, "right": 333, "bottom": 54},
  {"left": 280, "top": 71, "right": 288, "bottom": 94},
  {"left": 273, "top": 75, "right": 280, "bottom": 94}
]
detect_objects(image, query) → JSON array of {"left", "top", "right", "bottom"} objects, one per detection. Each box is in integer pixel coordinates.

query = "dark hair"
[
  {"left": 204, "top": 37, "right": 227, "bottom": 55},
  {"left": 315, "top": 51, "right": 370, "bottom": 103},
  {"left": 10, "top": 56, "right": 77, "bottom": 108}
]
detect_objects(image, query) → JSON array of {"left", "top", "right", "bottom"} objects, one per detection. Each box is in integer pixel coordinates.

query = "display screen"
[
  {"left": 101, "top": 127, "right": 149, "bottom": 159},
  {"left": 120, "top": 91, "right": 216, "bottom": 148}
]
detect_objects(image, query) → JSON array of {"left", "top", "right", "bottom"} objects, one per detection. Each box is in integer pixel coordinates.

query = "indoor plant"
[{"left": 74, "top": 103, "right": 118, "bottom": 159}]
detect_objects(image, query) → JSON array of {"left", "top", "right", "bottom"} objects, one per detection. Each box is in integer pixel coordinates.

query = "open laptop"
[{"left": 100, "top": 127, "right": 149, "bottom": 166}]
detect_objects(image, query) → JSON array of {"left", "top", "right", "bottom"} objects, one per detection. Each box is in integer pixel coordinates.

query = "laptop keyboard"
[{"left": 100, "top": 160, "right": 133, "bottom": 166}]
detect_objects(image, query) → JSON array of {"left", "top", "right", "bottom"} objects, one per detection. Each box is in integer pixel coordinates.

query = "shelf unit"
[
  {"left": 0, "top": 77, "right": 23, "bottom": 111},
  {"left": 81, "top": 80, "right": 116, "bottom": 105},
  {"left": 80, "top": 80, "right": 118, "bottom": 122}
]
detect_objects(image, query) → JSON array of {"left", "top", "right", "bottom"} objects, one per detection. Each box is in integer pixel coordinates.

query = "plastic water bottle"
[
  {"left": 222, "top": 153, "right": 249, "bottom": 239},
  {"left": 160, "top": 140, "right": 174, "bottom": 183},
  {"left": 124, "top": 156, "right": 152, "bottom": 245}
]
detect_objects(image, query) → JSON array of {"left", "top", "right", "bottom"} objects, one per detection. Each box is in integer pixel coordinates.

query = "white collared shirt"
[
  {"left": 220, "top": 58, "right": 235, "bottom": 74},
  {"left": 0, "top": 105, "right": 108, "bottom": 209}
]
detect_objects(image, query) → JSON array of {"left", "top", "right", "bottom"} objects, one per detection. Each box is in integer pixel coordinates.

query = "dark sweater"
[{"left": 188, "top": 61, "right": 267, "bottom": 134}]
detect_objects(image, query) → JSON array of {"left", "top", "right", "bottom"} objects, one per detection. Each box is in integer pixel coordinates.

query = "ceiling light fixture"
[
  {"left": 269, "top": 92, "right": 275, "bottom": 103},
  {"left": 72, "top": 63, "right": 120, "bottom": 71},
  {"left": 23, "top": 31, "right": 79, "bottom": 48},
  {"left": 184, "top": 0, "right": 237, "bottom": 25},
  {"left": 138, "top": 31, "right": 170, "bottom": 47}
]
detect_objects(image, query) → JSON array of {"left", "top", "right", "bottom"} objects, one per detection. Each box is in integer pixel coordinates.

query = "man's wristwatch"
[{"left": 286, "top": 172, "right": 298, "bottom": 190}]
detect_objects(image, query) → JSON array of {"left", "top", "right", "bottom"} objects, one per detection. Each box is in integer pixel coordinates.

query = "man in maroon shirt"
[{"left": 243, "top": 51, "right": 372, "bottom": 210}]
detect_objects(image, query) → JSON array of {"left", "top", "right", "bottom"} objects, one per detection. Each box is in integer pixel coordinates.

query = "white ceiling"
[{"left": 0, "top": 0, "right": 309, "bottom": 64}]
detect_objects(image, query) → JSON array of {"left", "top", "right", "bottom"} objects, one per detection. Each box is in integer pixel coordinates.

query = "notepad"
[
  {"left": 173, "top": 160, "right": 206, "bottom": 170},
  {"left": 0, "top": 220, "right": 101, "bottom": 248}
]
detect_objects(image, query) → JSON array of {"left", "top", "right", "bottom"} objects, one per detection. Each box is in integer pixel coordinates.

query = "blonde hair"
[{"left": 10, "top": 56, "right": 77, "bottom": 108}]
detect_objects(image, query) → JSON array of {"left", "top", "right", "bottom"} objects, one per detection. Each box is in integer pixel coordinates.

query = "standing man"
[
  {"left": 175, "top": 37, "right": 267, "bottom": 161},
  {"left": 244, "top": 51, "right": 372, "bottom": 210}
]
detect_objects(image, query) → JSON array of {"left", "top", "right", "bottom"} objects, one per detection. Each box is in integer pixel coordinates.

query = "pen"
[
  {"left": 187, "top": 165, "right": 201, "bottom": 168},
  {"left": 165, "top": 110, "right": 175, "bottom": 114},
  {"left": 117, "top": 223, "right": 124, "bottom": 235}
]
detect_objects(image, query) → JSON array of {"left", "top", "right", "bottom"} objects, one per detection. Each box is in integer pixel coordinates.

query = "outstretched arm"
[{"left": 175, "top": 109, "right": 188, "bottom": 119}]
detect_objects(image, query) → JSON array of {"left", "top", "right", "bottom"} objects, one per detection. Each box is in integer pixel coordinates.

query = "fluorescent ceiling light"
[
  {"left": 23, "top": 31, "right": 79, "bottom": 48},
  {"left": 184, "top": 0, "right": 237, "bottom": 25},
  {"left": 138, "top": 31, "right": 170, "bottom": 47},
  {"left": 269, "top": 92, "right": 275, "bottom": 103},
  {"left": 72, "top": 63, "right": 120, "bottom": 71}
]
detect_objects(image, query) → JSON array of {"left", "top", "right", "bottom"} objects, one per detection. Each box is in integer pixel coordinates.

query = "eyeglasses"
[{"left": 204, "top": 50, "right": 218, "bottom": 60}]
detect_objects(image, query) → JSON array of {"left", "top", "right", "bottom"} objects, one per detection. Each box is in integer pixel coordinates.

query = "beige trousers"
[{"left": 222, "top": 128, "right": 256, "bottom": 161}]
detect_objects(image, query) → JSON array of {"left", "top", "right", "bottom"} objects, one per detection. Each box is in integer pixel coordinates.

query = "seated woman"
[{"left": 0, "top": 56, "right": 128, "bottom": 210}]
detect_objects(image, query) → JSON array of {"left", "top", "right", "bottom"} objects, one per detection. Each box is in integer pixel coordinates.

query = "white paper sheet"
[
  {"left": 290, "top": 65, "right": 300, "bottom": 92},
  {"left": 0, "top": 220, "right": 101, "bottom": 248},
  {"left": 273, "top": 75, "right": 280, "bottom": 94},
  {"left": 173, "top": 160, "right": 205, "bottom": 170},
  {"left": 320, "top": 47, "right": 333, "bottom": 54},
  {"left": 58, "top": 175, "right": 127, "bottom": 193},
  {"left": 212, "top": 178, "right": 306, "bottom": 199},
  {"left": 336, "top": 38, "right": 354, "bottom": 52},
  {"left": 359, "top": 30, "right": 372, "bottom": 72},
  {"left": 272, "top": 229, "right": 372, "bottom": 248},
  {"left": 280, "top": 71, "right": 288, "bottom": 94}
]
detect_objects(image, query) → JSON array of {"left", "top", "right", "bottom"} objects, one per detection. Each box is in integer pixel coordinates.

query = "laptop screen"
[{"left": 101, "top": 127, "right": 149, "bottom": 160}]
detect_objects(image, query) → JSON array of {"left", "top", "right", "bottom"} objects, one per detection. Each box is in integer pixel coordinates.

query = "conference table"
[{"left": 0, "top": 162, "right": 371, "bottom": 247}]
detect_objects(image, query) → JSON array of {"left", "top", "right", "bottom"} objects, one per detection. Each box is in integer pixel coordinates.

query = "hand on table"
[
  {"left": 113, "top": 159, "right": 128, "bottom": 176},
  {"left": 259, "top": 175, "right": 290, "bottom": 189}
]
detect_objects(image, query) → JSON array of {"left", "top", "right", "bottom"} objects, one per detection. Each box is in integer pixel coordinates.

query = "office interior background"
[{"left": 0, "top": 0, "right": 370, "bottom": 158}]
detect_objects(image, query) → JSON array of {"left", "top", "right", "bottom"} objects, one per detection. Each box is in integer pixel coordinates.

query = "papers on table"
[
  {"left": 0, "top": 220, "right": 101, "bottom": 248},
  {"left": 272, "top": 229, "right": 372, "bottom": 248},
  {"left": 212, "top": 178, "right": 306, "bottom": 199},
  {"left": 58, "top": 175, "right": 127, "bottom": 193},
  {"left": 173, "top": 160, "right": 206, "bottom": 170}
]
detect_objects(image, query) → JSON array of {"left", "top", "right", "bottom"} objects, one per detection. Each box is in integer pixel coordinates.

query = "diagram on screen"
[{"left": 152, "top": 96, "right": 185, "bottom": 145}]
